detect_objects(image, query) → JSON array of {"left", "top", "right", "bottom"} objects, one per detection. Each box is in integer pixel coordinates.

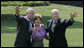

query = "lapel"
[
  {"left": 24, "top": 16, "right": 30, "bottom": 21},
  {"left": 48, "top": 19, "right": 53, "bottom": 28},
  {"left": 48, "top": 19, "right": 62, "bottom": 33},
  {"left": 24, "top": 16, "right": 31, "bottom": 25},
  {"left": 24, "top": 16, "right": 34, "bottom": 28},
  {"left": 23, "top": 16, "right": 30, "bottom": 29},
  {"left": 48, "top": 19, "right": 53, "bottom": 33},
  {"left": 55, "top": 18, "right": 61, "bottom": 28}
]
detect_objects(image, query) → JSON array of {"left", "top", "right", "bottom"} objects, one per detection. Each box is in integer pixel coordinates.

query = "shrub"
[
  {"left": 23, "top": 1, "right": 50, "bottom": 6},
  {"left": 50, "top": 1, "right": 83, "bottom": 7},
  {"left": 1, "top": 1, "right": 50, "bottom": 6},
  {"left": 1, "top": 1, "right": 24, "bottom": 6}
]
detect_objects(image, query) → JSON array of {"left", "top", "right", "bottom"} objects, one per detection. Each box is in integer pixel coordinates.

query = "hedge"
[
  {"left": 50, "top": 1, "right": 83, "bottom": 7},
  {"left": 1, "top": 1, "right": 50, "bottom": 6}
]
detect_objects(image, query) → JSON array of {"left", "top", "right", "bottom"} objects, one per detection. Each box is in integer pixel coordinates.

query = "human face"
[
  {"left": 52, "top": 11, "right": 59, "bottom": 20},
  {"left": 35, "top": 18, "right": 41, "bottom": 26},
  {"left": 27, "top": 10, "right": 34, "bottom": 19}
]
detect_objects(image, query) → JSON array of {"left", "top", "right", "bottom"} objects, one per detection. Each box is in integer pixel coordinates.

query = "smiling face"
[
  {"left": 34, "top": 14, "right": 42, "bottom": 26},
  {"left": 52, "top": 11, "right": 59, "bottom": 21},
  {"left": 27, "top": 10, "right": 34, "bottom": 20},
  {"left": 35, "top": 18, "right": 41, "bottom": 26},
  {"left": 26, "top": 8, "right": 35, "bottom": 20}
]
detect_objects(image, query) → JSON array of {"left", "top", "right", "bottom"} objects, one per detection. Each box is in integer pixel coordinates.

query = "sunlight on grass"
[
  {"left": 1, "top": 33, "right": 16, "bottom": 47},
  {"left": 66, "top": 29, "right": 83, "bottom": 47},
  {"left": 2, "top": 27, "right": 16, "bottom": 30},
  {"left": 1, "top": 3, "right": 83, "bottom": 47}
]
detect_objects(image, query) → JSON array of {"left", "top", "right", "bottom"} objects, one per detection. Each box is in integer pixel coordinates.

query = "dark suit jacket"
[
  {"left": 47, "top": 18, "right": 74, "bottom": 47},
  {"left": 14, "top": 14, "right": 32, "bottom": 47}
]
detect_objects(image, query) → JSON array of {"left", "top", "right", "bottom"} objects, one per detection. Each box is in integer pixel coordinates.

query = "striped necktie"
[
  {"left": 52, "top": 21, "right": 56, "bottom": 32},
  {"left": 29, "top": 21, "right": 32, "bottom": 33}
]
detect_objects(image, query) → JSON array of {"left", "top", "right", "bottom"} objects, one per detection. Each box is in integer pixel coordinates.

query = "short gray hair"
[
  {"left": 51, "top": 9, "right": 59, "bottom": 14},
  {"left": 26, "top": 8, "right": 35, "bottom": 14}
]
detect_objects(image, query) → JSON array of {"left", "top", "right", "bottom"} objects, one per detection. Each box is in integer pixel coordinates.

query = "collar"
[
  {"left": 24, "top": 16, "right": 31, "bottom": 21},
  {"left": 52, "top": 19, "right": 57, "bottom": 23}
]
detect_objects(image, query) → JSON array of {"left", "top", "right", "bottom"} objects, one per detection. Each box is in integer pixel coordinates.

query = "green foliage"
[
  {"left": 1, "top": 3, "right": 83, "bottom": 47},
  {"left": 1, "top": 1, "right": 50, "bottom": 6},
  {"left": 50, "top": 1, "right": 83, "bottom": 7},
  {"left": 1, "top": 1, "right": 24, "bottom": 6}
]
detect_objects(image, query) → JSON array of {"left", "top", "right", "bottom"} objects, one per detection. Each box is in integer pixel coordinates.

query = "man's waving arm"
[
  {"left": 64, "top": 12, "right": 77, "bottom": 27},
  {"left": 15, "top": 6, "right": 22, "bottom": 24}
]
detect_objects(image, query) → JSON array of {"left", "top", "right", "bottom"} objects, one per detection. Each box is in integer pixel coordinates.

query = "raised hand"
[
  {"left": 15, "top": 6, "right": 20, "bottom": 14},
  {"left": 70, "top": 12, "right": 77, "bottom": 19}
]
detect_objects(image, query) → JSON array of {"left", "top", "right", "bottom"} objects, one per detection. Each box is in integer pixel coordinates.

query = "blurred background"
[{"left": 1, "top": 1, "right": 83, "bottom": 47}]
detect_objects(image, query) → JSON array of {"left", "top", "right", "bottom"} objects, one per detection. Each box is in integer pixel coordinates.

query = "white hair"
[
  {"left": 51, "top": 9, "right": 59, "bottom": 14},
  {"left": 26, "top": 8, "right": 35, "bottom": 14}
]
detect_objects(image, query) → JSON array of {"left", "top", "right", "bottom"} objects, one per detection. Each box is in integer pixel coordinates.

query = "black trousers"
[
  {"left": 32, "top": 40, "right": 44, "bottom": 47},
  {"left": 14, "top": 42, "right": 31, "bottom": 47},
  {"left": 49, "top": 41, "right": 68, "bottom": 47}
]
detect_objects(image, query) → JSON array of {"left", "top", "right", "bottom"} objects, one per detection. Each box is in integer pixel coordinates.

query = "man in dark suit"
[
  {"left": 14, "top": 6, "right": 34, "bottom": 47},
  {"left": 47, "top": 9, "right": 77, "bottom": 47}
]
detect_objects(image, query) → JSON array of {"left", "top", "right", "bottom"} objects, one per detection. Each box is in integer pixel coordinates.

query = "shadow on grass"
[
  {"left": 1, "top": 20, "right": 17, "bottom": 33},
  {"left": 50, "top": 1, "right": 83, "bottom": 7},
  {"left": 69, "top": 45, "right": 83, "bottom": 47},
  {"left": 1, "top": 14, "right": 83, "bottom": 33}
]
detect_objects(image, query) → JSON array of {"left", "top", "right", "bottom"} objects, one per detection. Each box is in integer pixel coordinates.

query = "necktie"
[
  {"left": 52, "top": 21, "right": 56, "bottom": 32},
  {"left": 29, "top": 21, "right": 32, "bottom": 33}
]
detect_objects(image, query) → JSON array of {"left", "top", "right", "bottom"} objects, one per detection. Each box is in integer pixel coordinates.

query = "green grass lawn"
[{"left": 1, "top": 3, "right": 83, "bottom": 47}]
